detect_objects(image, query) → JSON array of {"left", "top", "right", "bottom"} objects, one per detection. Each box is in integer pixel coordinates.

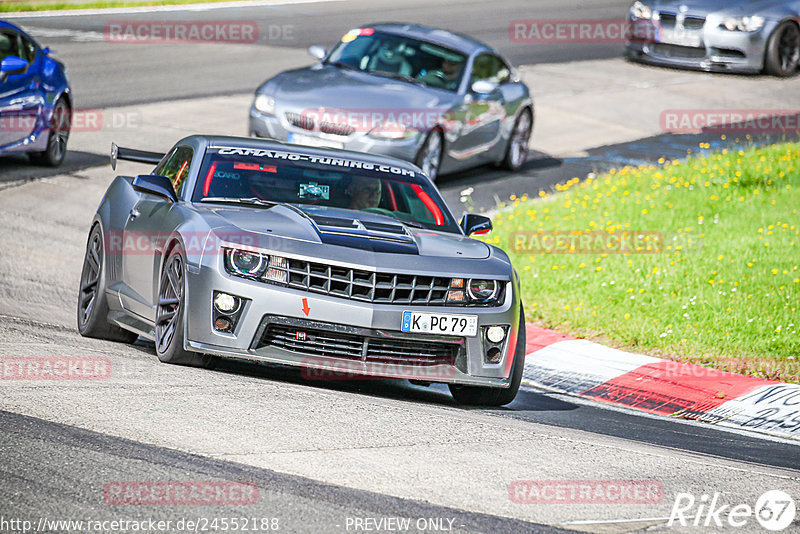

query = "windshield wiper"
[
  {"left": 199, "top": 197, "right": 280, "bottom": 208},
  {"left": 369, "top": 70, "right": 425, "bottom": 87},
  {"left": 328, "top": 60, "right": 357, "bottom": 71}
]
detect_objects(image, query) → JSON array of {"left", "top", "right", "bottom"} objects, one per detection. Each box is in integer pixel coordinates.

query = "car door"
[
  {"left": 449, "top": 53, "right": 508, "bottom": 162},
  {"left": 120, "top": 146, "right": 193, "bottom": 321},
  {"left": 0, "top": 29, "right": 43, "bottom": 149}
]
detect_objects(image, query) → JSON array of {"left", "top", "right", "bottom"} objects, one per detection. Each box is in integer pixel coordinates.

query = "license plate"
[
  {"left": 657, "top": 28, "right": 702, "bottom": 48},
  {"left": 287, "top": 132, "right": 344, "bottom": 150},
  {"left": 401, "top": 311, "right": 478, "bottom": 337}
]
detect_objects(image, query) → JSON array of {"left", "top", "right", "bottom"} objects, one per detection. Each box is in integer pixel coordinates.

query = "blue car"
[{"left": 0, "top": 21, "right": 71, "bottom": 166}]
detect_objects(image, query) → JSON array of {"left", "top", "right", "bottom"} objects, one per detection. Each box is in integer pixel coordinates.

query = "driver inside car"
[{"left": 346, "top": 175, "right": 382, "bottom": 210}]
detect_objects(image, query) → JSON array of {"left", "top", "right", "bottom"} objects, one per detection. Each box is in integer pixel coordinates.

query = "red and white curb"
[{"left": 521, "top": 324, "right": 800, "bottom": 441}]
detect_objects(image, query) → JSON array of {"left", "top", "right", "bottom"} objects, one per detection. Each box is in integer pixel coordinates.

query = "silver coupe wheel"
[{"left": 417, "top": 131, "right": 442, "bottom": 181}]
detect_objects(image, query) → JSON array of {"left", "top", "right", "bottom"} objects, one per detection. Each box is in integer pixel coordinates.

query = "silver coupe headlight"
[
  {"left": 721, "top": 16, "right": 765, "bottom": 32},
  {"left": 254, "top": 94, "right": 276, "bottom": 115},
  {"left": 368, "top": 122, "right": 419, "bottom": 140},
  {"left": 629, "top": 1, "right": 652, "bottom": 20}
]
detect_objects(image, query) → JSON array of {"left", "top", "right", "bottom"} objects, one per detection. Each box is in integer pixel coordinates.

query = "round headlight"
[
  {"left": 486, "top": 326, "right": 506, "bottom": 343},
  {"left": 467, "top": 279, "right": 499, "bottom": 302},
  {"left": 214, "top": 292, "right": 239, "bottom": 313},
  {"left": 229, "top": 250, "right": 267, "bottom": 277},
  {"left": 254, "top": 94, "right": 275, "bottom": 115}
]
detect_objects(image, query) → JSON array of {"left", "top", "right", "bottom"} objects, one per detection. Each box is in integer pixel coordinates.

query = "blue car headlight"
[{"left": 629, "top": 1, "right": 653, "bottom": 20}]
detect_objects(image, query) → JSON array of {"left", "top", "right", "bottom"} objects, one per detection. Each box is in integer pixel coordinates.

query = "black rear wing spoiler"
[{"left": 110, "top": 142, "right": 165, "bottom": 170}]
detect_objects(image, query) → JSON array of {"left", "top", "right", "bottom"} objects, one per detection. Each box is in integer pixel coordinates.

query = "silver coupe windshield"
[
  {"left": 326, "top": 28, "right": 467, "bottom": 91},
  {"left": 192, "top": 147, "right": 460, "bottom": 233}
]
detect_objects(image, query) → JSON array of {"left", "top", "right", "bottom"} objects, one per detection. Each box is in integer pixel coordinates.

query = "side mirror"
[
  {"left": 42, "top": 47, "right": 51, "bottom": 55},
  {"left": 132, "top": 174, "right": 178, "bottom": 202},
  {"left": 460, "top": 214, "right": 492, "bottom": 236},
  {"left": 471, "top": 80, "right": 498, "bottom": 95},
  {"left": 308, "top": 45, "right": 327, "bottom": 61},
  {"left": 0, "top": 56, "right": 29, "bottom": 81}
]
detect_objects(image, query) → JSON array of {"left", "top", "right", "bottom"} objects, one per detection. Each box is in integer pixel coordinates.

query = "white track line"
[{"left": 2, "top": 0, "right": 344, "bottom": 18}]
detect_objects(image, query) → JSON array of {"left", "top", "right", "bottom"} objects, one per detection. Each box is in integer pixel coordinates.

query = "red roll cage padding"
[
  {"left": 202, "top": 163, "right": 217, "bottom": 196},
  {"left": 410, "top": 184, "right": 444, "bottom": 226},
  {"left": 383, "top": 179, "right": 398, "bottom": 211}
]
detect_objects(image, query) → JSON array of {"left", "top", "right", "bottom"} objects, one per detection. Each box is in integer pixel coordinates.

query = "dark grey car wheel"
[
  {"left": 765, "top": 21, "right": 800, "bottom": 77},
  {"left": 155, "top": 246, "right": 214, "bottom": 367},
  {"left": 30, "top": 97, "right": 71, "bottom": 167},
  {"left": 415, "top": 130, "right": 443, "bottom": 181},
  {"left": 77, "top": 225, "right": 138, "bottom": 343}
]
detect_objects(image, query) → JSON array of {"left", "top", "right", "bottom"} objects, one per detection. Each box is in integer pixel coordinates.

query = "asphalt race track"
[{"left": 2, "top": 1, "right": 800, "bottom": 532}]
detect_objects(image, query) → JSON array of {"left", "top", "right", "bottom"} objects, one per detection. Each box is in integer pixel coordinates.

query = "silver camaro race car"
[{"left": 77, "top": 136, "right": 526, "bottom": 406}]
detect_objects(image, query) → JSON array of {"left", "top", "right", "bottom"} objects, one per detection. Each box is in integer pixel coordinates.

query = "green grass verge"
[
  {"left": 482, "top": 141, "right": 799, "bottom": 383},
  {"left": 0, "top": 0, "right": 257, "bottom": 12}
]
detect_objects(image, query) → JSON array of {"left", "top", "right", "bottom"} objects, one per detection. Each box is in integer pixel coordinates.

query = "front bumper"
[
  {"left": 184, "top": 254, "right": 521, "bottom": 388},
  {"left": 625, "top": 16, "right": 771, "bottom": 73},
  {"left": 248, "top": 107, "right": 425, "bottom": 164}
]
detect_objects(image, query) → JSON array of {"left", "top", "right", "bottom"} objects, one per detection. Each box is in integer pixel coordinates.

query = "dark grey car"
[
  {"left": 625, "top": 0, "right": 800, "bottom": 75},
  {"left": 249, "top": 23, "right": 534, "bottom": 181},
  {"left": 78, "top": 136, "right": 527, "bottom": 406}
]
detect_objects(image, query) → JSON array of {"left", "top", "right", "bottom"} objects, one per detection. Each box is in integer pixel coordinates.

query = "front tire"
[
  {"left": 30, "top": 97, "right": 71, "bottom": 167},
  {"left": 415, "top": 130, "right": 443, "bottom": 181},
  {"left": 765, "top": 21, "right": 800, "bottom": 77},
  {"left": 77, "top": 225, "right": 138, "bottom": 343},
  {"left": 501, "top": 109, "right": 532, "bottom": 171},
  {"left": 155, "top": 246, "right": 214, "bottom": 368},
  {"left": 449, "top": 305, "right": 526, "bottom": 407}
]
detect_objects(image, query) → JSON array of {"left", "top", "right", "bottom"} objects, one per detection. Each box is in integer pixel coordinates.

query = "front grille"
[
  {"left": 285, "top": 111, "right": 315, "bottom": 131},
  {"left": 287, "top": 258, "right": 453, "bottom": 305},
  {"left": 261, "top": 324, "right": 458, "bottom": 366},
  {"left": 659, "top": 13, "right": 705, "bottom": 30},
  {"left": 263, "top": 324, "right": 363, "bottom": 359},
  {"left": 319, "top": 121, "right": 356, "bottom": 136},
  {"left": 651, "top": 43, "right": 706, "bottom": 59}
]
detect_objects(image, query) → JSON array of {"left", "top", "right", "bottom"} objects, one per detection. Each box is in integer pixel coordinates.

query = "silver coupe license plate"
[
  {"left": 657, "top": 28, "right": 702, "bottom": 48},
  {"left": 401, "top": 311, "right": 478, "bottom": 337}
]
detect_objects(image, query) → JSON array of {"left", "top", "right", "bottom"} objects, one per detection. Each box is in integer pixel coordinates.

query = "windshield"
[
  {"left": 326, "top": 29, "right": 467, "bottom": 91},
  {"left": 192, "top": 147, "right": 460, "bottom": 233}
]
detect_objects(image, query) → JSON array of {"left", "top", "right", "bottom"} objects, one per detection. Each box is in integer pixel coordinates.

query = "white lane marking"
[
  {"left": 2, "top": 0, "right": 344, "bottom": 18},
  {"left": 563, "top": 516, "right": 681, "bottom": 525},
  {"left": 25, "top": 27, "right": 105, "bottom": 41}
]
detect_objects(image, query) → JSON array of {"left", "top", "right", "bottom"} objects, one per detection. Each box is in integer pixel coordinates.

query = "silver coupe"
[
  {"left": 626, "top": 0, "right": 800, "bottom": 75},
  {"left": 249, "top": 23, "right": 534, "bottom": 181}
]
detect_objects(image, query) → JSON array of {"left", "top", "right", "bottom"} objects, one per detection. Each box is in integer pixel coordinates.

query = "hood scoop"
[{"left": 308, "top": 214, "right": 419, "bottom": 254}]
